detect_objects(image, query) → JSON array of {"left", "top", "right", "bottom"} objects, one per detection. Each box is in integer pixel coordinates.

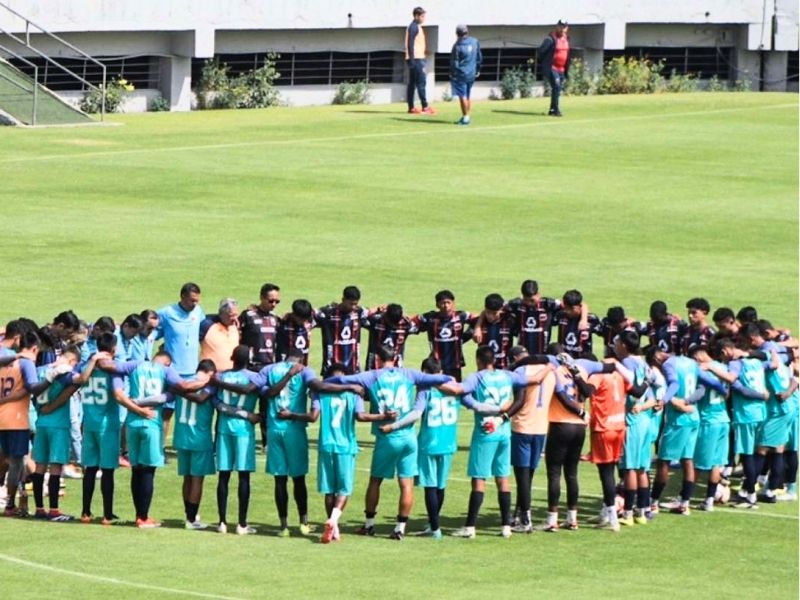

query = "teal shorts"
[
  {"left": 734, "top": 422, "right": 763, "bottom": 455},
  {"left": 787, "top": 413, "right": 799, "bottom": 452},
  {"left": 694, "top": 422, "right": 730, "bottom": 470},
  {"left": 467, "top": 436, "right": 511, "bottom": 479},
  {"left": 417, "top": 452, "right": 454, "bottom": 489},
  {"left": 621, "top": 421, "right": 652, "bottom": 471},
  {"left": 371, "top": 434, "right": 417, "bottom": 480},
  {"left": 177, "top": 449, "right": 216, "bottom": 477},
  {"left": 217, "top": 432, "right": 255, "bottom": 472},
  {"left": 32, "top": 426, "right": 70, "bottom": 465},
  {"left": 648, "top": 412, "right": 662, "bottom": 445},
  {"left": 658, "top": 424, "right": 699, "bottom": 462},
  {"left": 317, "top": 450, "right": 355, "bottom": 496},
  {"left": 266, "top": 427, "right": 309, "bottom": 477},
  {"left": 127, "top": 425, "right": 164, "bottom": 468},
  {"left": 758, "top": 414, "right": 793, "bottom": 449},
  {"left": 82, "top": 427, "right": 120, "bottom": 470}
]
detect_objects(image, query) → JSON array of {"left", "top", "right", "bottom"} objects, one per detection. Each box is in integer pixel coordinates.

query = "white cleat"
[{"left": 236, "top": 524, "right": 257, "bottom": 535}]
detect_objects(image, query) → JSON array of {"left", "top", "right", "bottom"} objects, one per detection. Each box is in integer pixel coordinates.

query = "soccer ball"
[{"left": 714, "top": 484, "right": 731, "bottom": 504}]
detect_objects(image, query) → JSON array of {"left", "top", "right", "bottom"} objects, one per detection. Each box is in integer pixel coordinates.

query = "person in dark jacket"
[
  {"left": 405, "top": 7, "right": 436, "bottom": 115},
  {"left": 537, "top": 20, "right": 570, "bottom": 116},
  {"left": 450, "top": 24, "right": 482, "bottom": 125}
]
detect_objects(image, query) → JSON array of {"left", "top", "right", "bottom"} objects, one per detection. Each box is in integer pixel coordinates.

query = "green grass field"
[{"left": 0, "top": 93, "right": 798, "bottom": 599}]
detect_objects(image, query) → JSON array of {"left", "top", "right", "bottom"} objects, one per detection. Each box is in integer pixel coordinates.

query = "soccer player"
[
  {"left": 646, "top": 347, "right": 727, "bottom": 515},
  {"left": 199, "top": 299, "right": 241, "bottom": 372},
  {"left": 712, "top": 307, "right": 741, "bottom": 342},
  {"left": 326, "top": 345, "right": 453, "bottom": 540},
  {"left": 682, "top": 298, "right": 715, "bottom": 355},
  {"left": 277, "top": 299, "right": 316, "bottom": 366},
  {"left": 156, "top": 282, "right": 205, "bottom": 453},
  {"left": 688, "top": 345, "right": 731, "bottom": 512},
  {"left": 595, "top": 306, "right": 643, "bottom": 359},
  {"left": 447, "top": 346, "right": 554, "bottom": 539},
  {"left": 172, "top": 359, "right": 219, "bottom": 529},
  {"left": 705, "top": 338, "right": 771, "bottom": 508},
  {"left": 37, "top": 310, "right": 80, "bottom": 366},
  {"left": 315, "top": 286, "right": 372, "bottom": 375},
  {"left": 239, "top": 283, "right": 282, "bottom": 369},
  {"left": 113, "top": 349, "right": 207, "bottom": 528},
  {"left": 646, "top": 300, "right": 686, "bottom": 354},
  {"left": 129, "top": 309, "right": 158, "bottom": 362},
  {"left": 278, "top": 362, "right": 390, "bottom": 544},
  {"left": 0, "top": 331, "right": 58, "bottom": 516},
  {"left": 415, "top": 290, "right": 474, "bottom": 381},
  {"left": 364, "top": 303, "right": 419, "bottom": 370},
  {"left": 503, "top": 346, "right": 558, "bottom": 533},
  {"left": 450, "top": 24, "right": 482, "bottom": 125},
  {"left": 615, "top": 332, "right": 659, "bottom": 524},
  {"left": 212, "top": 346, "right": 265, "bottom": 535},
  {"left": 31, "top": 347, "right": 103, "bottom": 521},
  {"left": 116, "top": 314, "right": 143, "bottom": 362},
  {"left": 468, "top": 294, "right": 515, "bottom": 369},
  {"left": 555, "top": 290, "right": 600, "bottom": 358},
  {"left": 405, "top": 6, "right": 435, "bottom": 115}
]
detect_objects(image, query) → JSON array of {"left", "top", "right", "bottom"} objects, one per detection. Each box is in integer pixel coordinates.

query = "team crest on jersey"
[{"left": 440, "top": 326, "right": 452, "bottom": 339}]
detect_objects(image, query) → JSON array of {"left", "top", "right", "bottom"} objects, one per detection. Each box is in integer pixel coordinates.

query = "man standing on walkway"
[
  {"left": 450, "top": 24, "right": 482, "bottom": 125},
  {"left": 405, "top": 7, "right": 436, "bottom": 115},
  {"left": 537, "top": 20, "right": 570, "bottom": 117}
]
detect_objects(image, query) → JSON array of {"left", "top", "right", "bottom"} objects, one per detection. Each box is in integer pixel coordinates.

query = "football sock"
[
  {"left": 769, "top": 453, "right": 785, "bottom": 491},
  {"left": 139, "top": 467, "right": 155, "bottom": 519},
  {"left": 48, "top": 474, "right": 60, "bottom": 510},
  {"left": 292, "top": 476, "right": 308, "bottom": 524},
  {"left": 437, "top": 488, "right": 445, "bottom": 514},
  {"left": 760, "top": 450, "right": 773, "bottom": 476},
  {"left": 598, "top": 464, "right": 616, "bottom": 506},
  {"left": 31, "top": 472, "right": 45, "bottom": 510},
  {"left": 785, "top": 451, "right": 798, "bottom": 485},
  {"left": 395, "top": 515, "right": 408, "bottom": 533},
  {"left": 424, "top": 487, "right": 440, "bottom": 532},
  {"left": 186, "top": 502, "right": 199, "bottom": 523},
  {"left": 742, "top": 455, "right": 756, "bottom": 494},
  {"left": 498, "top": 491, "right": 512, "bottom": 526},
  {"left": 130, "top": 468, "right": 141, "bottom": 518},
  {"left": 753, "top": 454, "right": 766, "bottom": 487},
  {"left": 217, "top": 471, "right": 231, "bottom": 524},
  {"left": 513, "top": 466, "right": 532, "bottom": 516},
  {"left": 567, "top": 509, "right": 577, "bottom": 524},
  {"left": 706, "top": 480, "right": 718, "bottom": 500},
  {"left": 364, "top": 511, "right": 376, "bottom": 528},
  {"left": 679, "top": 479, "right": 695, "bottom": 502},
  {"left": 624, "top": 489, "right": 636, "bottom": 512},
  {"left": 466, "top": 491, "right": 484, "bottom": 527},
  {"left": 274, "top": 476, "right": 289, "bottom": 527},
  {"left": 83, "top": 466, "right": 98, "bottom": 516},
  {"left": 637, "top": 487, "right": 651, "bottom": 510},
  {"left": 547, "top": 511, "right": 558, "bottom": 527},
  {"left": 330, "top": 507, "right": 343, "bottom": 526},
  {"left": 651, "top": 480, "right": 666, "bottom": 502},
  {"left": 101, "top": 470, "right": 114, "bottom": 520},
  {"left": 238, "top": 471, "right": 250, "bottom": 527}
]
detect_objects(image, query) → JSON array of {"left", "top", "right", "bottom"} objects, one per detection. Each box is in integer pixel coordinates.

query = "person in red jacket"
[{"left": 537, "top": 20, "right": 570, "bottom": 117}]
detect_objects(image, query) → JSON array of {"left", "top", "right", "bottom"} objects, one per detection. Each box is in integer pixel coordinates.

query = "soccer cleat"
[
  {"left": 757, "top": 494, "right": 777, "bottom": 504},
  {"left": 500, "top": 525, "right": 512, "bottom": 539},
  {"left": 587, "top": 513, "right": 608, "bottom": 526},
  {"left": 649, "top": 503, "right": 660, "bottom": 514},
  {"left": 512, "top": 522, "right": 533, "bottom": 534},
  {"left": 62, "top": 466, "right": 83, "bottom": 480},
  {"left": 356, "top": 525, "right": 375, "bottom": 536},
  {"left": 697, "top": 501, "right": 715, "bottom": 512},
  {"left": 236, "top": 524, "right": 257, "bottom": 535},
  {"left": 731, "top": 499, "right": 758, "bottom": 509},
  {"left": 33, "top": 509, "right": 49, "bottom": 520},
  {"left": 777, "top": 491, "right": 798, "bottom": 502},
  {"left": 668, "top": 504, "right": 690, "bottom": 516},
  {"left": 321, "top": 521, "right": 335, "bottom": 544},
  {"left": 389, "top": 529, "right": 405, "bottom": 541},
  {"left": 80, "top": 513, "right": 93, "bottom": 524},
  {"left": 217, "top": 523, "right": 228, "bottom": 534},
  {"left": 431, "top": 529, "right": 443, "bottom": 540},
  {"left": 185, "top": 520, "right": 208, "bottom": 530},
  {"left": 299, "top": 523, "right": 313, "bottom": 535},
  {"left": 634, "top": 515, "right": 648, "bottom": 525},
  {"left": 549, "top": 111, "right": 563, "bottom": 117},
  {"left": 48, "top": 511, "right": 74, "bottom": 522},
  {"left": 135, "top": 517, "right": 161, "bottom": 529},
  {"left": 277, "top": 527, "right": 290, "bottom": 538},
  {"left": 659, "top": 498, "right": 682, "bottom": 511},
  {"left": 420, "top": 106, "right": 437, "bottom": 115},
  {"left": 451, "top": 527, "right": 476, "bottom": 539},
  {"left": 597, "top": 521, "right": 620, "bottom": 532},
  {"left": 561, "top": 520, "right": 579, "bottom": 531},
  {"left": 455, "top": 117, "right": 470, "bottom": 126},
  {"left": 618, "top": 515, "right": 635, "bottom": 527},
  {"left": 407, "top": 107, "right": 421, "bottom": 114},
  {"left": 101, "top": 516, "right": 117, "bottom": 526},
  {"left": 413, "top": 525, "right": 433, "bottom": 537}
]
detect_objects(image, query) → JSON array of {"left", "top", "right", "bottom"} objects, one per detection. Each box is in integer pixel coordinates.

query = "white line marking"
[
  {"left": 0, "top": 102, "right": 794, "bottom": 165},
  {"left": 0, "top": 553, "right": 244, "bottom": 600}
]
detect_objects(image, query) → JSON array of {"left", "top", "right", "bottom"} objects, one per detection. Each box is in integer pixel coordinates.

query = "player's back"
[
  {"left": 512, "top": 364, "right": 556, "bottom": 435},
  {"left": 418, "top": 387, "right": 459, "bottom": 454},
  {"left": 217, "top": 369, "right": 258, "bottom": 436},
  {"left": 731, "top": 358, "right": 767, "bottom": 424},
  {"left": 468, "top": 369, "right": 514, "bottom": 439},
  {"left": 267, "top": 362, "right": 310, "bottom": 426},
  {"left": 127, "top": 361, "right": 167, "bottom": 428},
  {"left": 696, "top": 362, "right": 729, "bottom": 424},
  {"left": 174, "top": 378, "right": 214, "bottom": 451},
  {"left": 664, "top": 356, "right": 700, "bottom": 426},
  {"left": 0, "top": 357, "right": 35, "bottom": 431},
  {"left": 370, "top": 367, "right": 415, "bottom": 436},
  {"left": 588, "top": 371, "right": 626, "bottom": 432},
  {"left": 83, "top": 367, "right": 120, "bottom": 431},
  {"left": 34, "top": 369, "right": 72, "bottom": 429},
  {"left": 548, "top": 364, "right": 588, "bottom": 425},
  {"left": 317, "top": 390, "right": 360, "bottom": 454}
]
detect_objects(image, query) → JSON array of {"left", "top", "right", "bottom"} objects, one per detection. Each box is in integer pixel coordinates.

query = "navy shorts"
[
  {"left": 511, "top": 432, "right": 546, "bottom": 470},
  {"left": 0, "top": 429, "right": 31, "bottom": 458},
  {"left": 451, "top": 79, "right": 474, "bottom": 99}
]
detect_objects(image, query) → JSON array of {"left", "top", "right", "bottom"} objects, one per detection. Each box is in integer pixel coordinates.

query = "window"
[
  {"left": 8, "top": 55, "right": 158, "bottom": 90},
  {"left": 788, "top": 51, "right": 799, "bottom": 81},
  {"left": 434, "top": 47, "right": 539, "bottom": 82},
  {"left": 603, "top": 47, "right": 733, "bottom": 79}
]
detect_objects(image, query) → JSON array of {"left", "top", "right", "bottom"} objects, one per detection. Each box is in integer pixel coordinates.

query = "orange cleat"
[
  {"left": 407, "top": 107, "right": 422, "bottom": 114},
  {"left": 421, "top": 106, "right": 437, "bottom": 115},
  {"left": 321, "top": 521, "right": 334, "bottom": 544}
]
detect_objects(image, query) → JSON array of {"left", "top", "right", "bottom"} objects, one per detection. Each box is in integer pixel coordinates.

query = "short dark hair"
[
  {"left": 421, "top": 356, "right": 441, "bottom": 374},
  {"left": 325, "top": 362, "right": 350, "bottom": 377},
  {"left": 737, "top": 306, "right": 758, "bottom": 324},
  {"left": 342, "top": 286, "right": 361, "bottom": 301},
  {"left": 20, "top": 330, "right": 41, "bottom": 350},
  {"left": 197, "top": 359, "right": 217, "bottom": 373},
  {"left": 435, "top": 290, "right": 455, "bottom": 304},
  {"left": 385, "top": 303, "right": 403, "bottom": 325},
  {"left": 618, "top": 330, "right": 640, "bottom": 353},
  {"left": 756, "top": 319, "right": 774, "bottom": 335},
  {"left": 643, "top": 345, "right": 659, "bottom": 365},
  {"left": 54, "top": 310, "right": 80, "bottom": 331},
  {"left": 231, "top": 345, "right": 250, "bottom": 369},
  {"left": 484, "top": 293, "right": 504, "bottom": 311},
  {"left": 292, "top": 299, "right": 313, "bottom": 320},
  {"left": 155, "top": 348, "right": 172, "bottom": 361},
  {"left": 520, "top": 280, "right": 539, "bottom": 297},
  {"left": 649, "top": 300, "right": 668, "bottom": 321},
  {"left": 260, "top": 283, "right": 280, "bottom": 297},
  {"left": 97, "top": 332, "right": 117, "bottom": 353},
  {"left": 63, "top": 344, "right": 82, "bottom": 360},
  {"left": 546, "top": 342, "right": 564, "bottom": 355},
  {"left": 562, "top": 289, "right": 582, "bottom": 308},
  {"left": 686, "top": 297, "right": 710, "bottom": 314},
  {"left": 475, "top": 345, "right": 495, "bottom": 366},
  {"left": 713, "top": 337, "right": 736, "bottom": 353},
  {"left": 93, "top": 316, "right": 116, "bottom": 334},
  {"left": 712, "top": 307, "right": 735, "bottom": 324},
  {"left": 140, "top": 309, "right": 157, "bottom": 321},
  {"left": 741, "top": 322, "right": 762, "bottom": 340},
  {"left": 376, "top": 345, "right": 395, "bottom": 363},
  {"left": 287, "top": 348, "right": 305, "bottom": 361},
  {"left": 606, "top": 306, "right": 626, "bottom": 326},
  {"left": 180, "top": 282, "right": 201, "bottom": 297},
  {"left": 4, "top": 320, "right": 24, "bottom": 338},
  {"left": 121, "top": 313, "right": 143, "bottom": 331}
]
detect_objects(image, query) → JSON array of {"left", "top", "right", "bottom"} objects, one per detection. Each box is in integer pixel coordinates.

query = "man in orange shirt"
[
  {"left": 0, "top": 331, "right": 66, "bottom": 516},
  {"left": 200, "top": 298, "right": 241, "bottom": 372}
]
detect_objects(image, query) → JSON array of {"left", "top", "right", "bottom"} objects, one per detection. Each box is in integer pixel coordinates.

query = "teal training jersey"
[
  {"left": 265, "top": 362, "right": 316, "bottom": 433},
  {"left": 125, "top": 362, "right": 181, "bottom": 429},
  {"left": 696, "top": 362, "right": 730, "bottom": 424},
  {"left": 314, "top": 390, "right": 363, "bottom": 454},
  {"left": 173, "top": 382, "right": 215, "bottom": 451},
  {"left": 663, "top": 356, "right": 700, "bottom": 427},
  {"left": 83, "top": 362, "right": 131, "bottom": 432},
  {"left": 368, "top": 368, "right": 418, "bottom": 438},
  {"left": 417, "top": 388, "right": 460, "bottom": 455},
  {"left": 462, "top": 369, "right": 519, "bottom": 441},
  {"left": 34, "top": 368, "right": 74, "bottom": 429},
  {"left": 731, "top": 358, "right": 767, "bottom": 424},
  {"left": 764, "top": 360, "right": 795, "bottom": 417},
  {"left": 216, "top": 370, "right": 259, "bottom": 437},
  {"left": 622, "top": 356, "right": 651, "bottom": 427}
]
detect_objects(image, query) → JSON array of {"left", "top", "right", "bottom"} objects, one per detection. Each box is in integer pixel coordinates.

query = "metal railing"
[
  {"left": 0, "top": 0, "right": 106, "bottom": 121},
  {"left": 0, "top": 41, "right": 36, "bottom": 123}
]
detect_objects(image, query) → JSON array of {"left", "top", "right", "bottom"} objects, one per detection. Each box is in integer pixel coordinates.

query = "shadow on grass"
[
  {"left": 344, "top": 110, "right": 403, "bottom": 114},
  {"left": 491, "top": 109, "right": 550, "bottom": 117},
  {"left": 389, "top": 117, "right": 454, "bottom": 126}
]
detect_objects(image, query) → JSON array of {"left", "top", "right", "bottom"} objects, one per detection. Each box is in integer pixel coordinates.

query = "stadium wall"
[{"left": 0, "top": 0, "right": 797, "bottom": 112}]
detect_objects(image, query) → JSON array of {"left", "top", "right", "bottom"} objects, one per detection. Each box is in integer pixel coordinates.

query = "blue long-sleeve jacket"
[{"left": 450, "top": 36, "right": 482, "bottom": 82}]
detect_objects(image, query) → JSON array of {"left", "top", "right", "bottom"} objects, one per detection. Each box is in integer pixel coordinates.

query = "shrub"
[
  {"left": 597, "top": 57, "right": 664, "bottom": 95},
  {"left": 149, "top": 96, "right": 170, "bottom": 112},
  {"left": 499, "top": 68, "right": 520, "bottom": 99},
  {"left": 665, "top": 70, "right": 699, "bottom": 93},
  {"left": 80, "top": 77, "right": 134, "bottom": 114},
  {"left": 332, "top": 80, "right": 370, "bottom": 105},
  {"left": 488, "top": 88, "right": 501, "bottom": 101},
  {"left": 517, "top": 68, "right": 536, "bottom": 98},
  {"left": 197, "top": 54, "right": 281, "bottom": 109},
  {"left": 564, "top": 58, "right": 596, "bottom": 95},
  {"left": 733, "top": 77, "right": 752, "bottom": 92},
  {"left": 707, "top": 74, "right": 726, "bottom": 92}
]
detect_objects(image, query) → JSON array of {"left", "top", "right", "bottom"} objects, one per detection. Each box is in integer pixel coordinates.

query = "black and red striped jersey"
[
  {"left": 277, "top": 314, "right": 316, "bottom": 366},
  {"left": 646, "top": 315, "right": 686, "bottom": 354},
  {"left": 364, "top": 313, "right": 419, "bottom": 370},
  {"left": 555, "top": 311, "right": 601, "bottom": 357},
  {"left": 239, "top": 305, "right": 281, "bottom": 367},
  {"left": 505, "top": 296, "right": 560, "bottom": 355},
  {"left": 315, "top": 304, "right": 370, "bottom": 373},
  {"left": 415, "top": 310, "right": 474, "bottom": 371}
]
